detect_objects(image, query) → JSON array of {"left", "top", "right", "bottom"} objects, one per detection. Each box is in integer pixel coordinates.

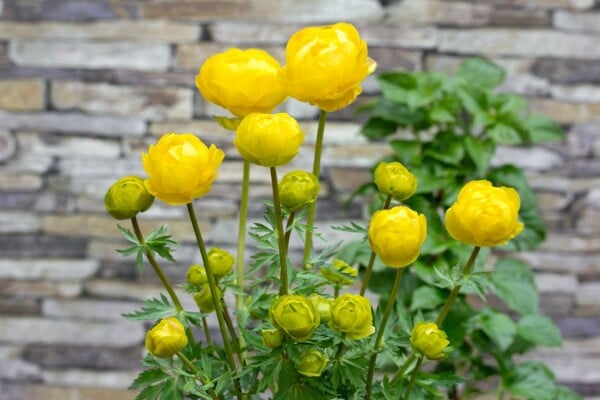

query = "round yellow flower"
[
  {"left": 207, "top": 247, "right": 235, "bottom": 277},
  {"left": 328, "top": 293, "right": 375, "bottom": 340},
  {"left": 195, "top": 48, "right": 287, "bottom": 117},
  {"left": 309, "top": 294, "right": 333, "bottom": 323},
  {"left": 270, "top": 295, "right": 320, "bottom": 342},
  {"left": 445, "top": 180, "right": 524, "bottom": 247},
  {"left": 282, "top": 22, "right": 376, "bottom": 112},
  {"left": 374, "top": 161, "right": 417, "bottom": 201},
  {"left": 104, "top": 176, "right": 154, "bottom": 220},
  {"left": 297, "top": 349, "right": 329, "bottom": 378},
  {"left": 368, "top": 206, "right": 427, "bottom": 268},
  {"left": 145, "top": 317, "right": 188, "bottom": 358},
  {"left": 261, "top": 328, "right": 284, "bottom": 349},
  {"left": 279, "top": 170, "right": 320, "bottom": 212},
  {"left": 142, "top": 133, "right": 225, "bottom": 205},
  {"left": 234, "top": 113, "right": 304, "bottom": 167},
  {"left": 410, "top": 321, "right": 449, "bottom": 360},
  {"left": 186, "top": 264, "right": 208, "bottom": 286}
]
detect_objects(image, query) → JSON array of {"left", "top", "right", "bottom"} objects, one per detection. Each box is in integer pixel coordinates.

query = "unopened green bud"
[
  {"left": 207, "top": 247, "right": 234, "bottom": 276},
  {"left": 269, "top": 295, "right": 320, "bottom": 342},
  {"left": 410, "top": 321, "right": 449, "bottom": 360},
  {"left": 187, "top": 264, "right": 208, "bottom": 286},
  {"left": 297, "top": 349, "right": 329, "bottom": 377},
  {"left": 193, "top": 286, "right": 222, "bottom": 313},
  {"left": 374, "top": 161, "right": 417, "bottom": 201},
  {"left": 279, "top": 170, "right": 320, "bottom": 212},
  {"left": 261, "top": 328, "right": 284, "bottom": 348},
  {"left": 309, "top": 294, "right": 332, "bottom": 323},
  {"left": 145, "top": 317, "right": 187, "bottom": 358},
  {"left": 104, "top": 176, "right": 154, "bottom": 220},
  {"left": 320, "top": 259, "right": 357, "bottom": 286}
]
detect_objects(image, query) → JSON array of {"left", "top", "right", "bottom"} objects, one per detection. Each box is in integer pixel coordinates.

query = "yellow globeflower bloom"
[
  {"left": 368, "top": 206, "right": 427, "bottom": 268},
  {"left": 445, "top": 180, "right": 524, "bottom": 247},
  {"left": 104, "top": 176, "right": 154, "bottom": 220},
  {"left": 145, "top": 317, "right": 188, "bottom": 358},
  {"left": 297, "top": 349, "right": 329, "bottom": 378},
  {"left": 207, "top": 247, "right": 235, "bottom": 277},
  {"left": 234, "top": 113, "right": 304, "bottom": 167},
  {"left": 410, "top": 322, "right": 450, "bottom": 360},
  {"left": 282, "top": 22, "right": 376, "bottom": 112},
  {"left": 278, "top": 170, "right": 320, "bottom": 212},
  {"left": 142, "top": 133, "right": 225, "bottom": 205},
  {"left": 195, "top": 48, "right": 287, "bottom": 117},
  {"left": 270, "top": 295, "right": 320, "bottom": 342},
  {"left": 328, "top": 293, "right": 375, "bottom": 340},
  {"left": 374, "top": 161, "right": 417, "bottom": 201}
]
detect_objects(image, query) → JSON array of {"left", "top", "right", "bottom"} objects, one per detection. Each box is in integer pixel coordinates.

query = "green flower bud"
[
  {"left": 410, "top": 321, "right": 449, "bottom": 360},
  {"left": 261, "top": 328, "right": 284, "bottom": 348},
  {"left": 207, "top": 247, "right": 235, "bottom": 276},
  {"left": 104, "top": 176, "right": 154, "bottom": 220},
  {"left": 145, "top": 317, "right": 187, "bottom": 358},
  {"left": 278, "top": 170, "right": 320, "bottom": 212},
  {"left": 297, "top": 349, "right": 329, "bottom": 377},
  {"left": 374, "top": 161, "right": 417, "bottom": 201},
  {"left": 309, "top": 294, "right": 332, "bottom": 323},
  {"left": 320, "top": 259, "right": 358, "bottom": 286},
  {"left": 269, "top": 295, "right": 320, "bottom": 342},
  {"left": 328, "top": 293, "right": 375, "bottom": 340},
  {"left": 186, "top": 264, "right": 208, "bottom": 286},
  {"left": 193, "top": 285, "right": 222, "bottom": 313}
]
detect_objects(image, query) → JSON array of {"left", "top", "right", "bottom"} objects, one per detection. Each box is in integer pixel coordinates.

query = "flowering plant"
[{"left": 105, "top": 23, "right": 580, "bottom": 400}]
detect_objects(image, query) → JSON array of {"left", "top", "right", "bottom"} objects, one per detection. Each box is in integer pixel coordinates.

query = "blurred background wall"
[{"left": 0, "top": 0, "right": 598, "bottom": 399}]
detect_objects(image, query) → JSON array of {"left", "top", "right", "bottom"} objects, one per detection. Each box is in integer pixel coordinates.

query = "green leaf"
[
  {"left": 145, "top": 225, "right": 179, "bottom": 264},
  {"left": 554, "top": 385, "right": 584, "bottom": 400},
  {"left": 507, "top": 361, "right": 558, "bottom": 400},
  {"left": 213, "top": 115, "right": 242, "bottom": 131},
  {"left": 487, "top": 122, "right": 523, "bottom": 145},
  {"left": 410, "top": 286, "right": 446, "bottom": 311},
  {"left": 122, "top": 294, "right": 176, "bottom": 321},
  {"left": 491, "top": 258, "right": 539, "bottom": 315},
  {"left": 464, "top": 135, "right": 496, "bottom": 177},
  {"left": 389, "top": 139, "right": 422, "bottom": 166},
  {"left": 479, "top": 309, "right": 516, "bottom": 351},
  {"left": 517, "top": 314, "right": 563, "bottom": 347},
  {"left": 361, "top": 117, "right": 398, "bottom": 140},
  {"left": 422, "top": 131, "right": 465, "bottom": 166},
  {"left": 428, "top": 105, "right": 456, "bottom": 124},
  {"left": 370, "top": 98, "right": 427, "bottom": 127},
  {"left": 524, "top": 115, "right": 565, "bottom": 143},
  {"left": 457, "top": 57, "right": 506, "bottom": 89}
]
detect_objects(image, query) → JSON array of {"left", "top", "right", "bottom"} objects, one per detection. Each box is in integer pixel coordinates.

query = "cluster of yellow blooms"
[{"left": 103, "top": 21, "right": 525, "bottom": 388}]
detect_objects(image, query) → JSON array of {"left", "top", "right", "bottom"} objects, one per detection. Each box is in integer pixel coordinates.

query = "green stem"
[
  {"left": 335, "top": 334, "right": 346, "bottom": 360},
  {"left": 236, "top": 160, "right": 250, "bottom": 360},
  {"left": 186, "top": 203, "right": 241, "bottom": 398},
  {"left": 270, "top": 167, "right": 288, "bottom": 295},
  {"left": 202, "top": 317, "right": 212, "bottom": 344},
  {"left": 302, "top": 109, "right": 328, "bottom": 268},
  {"left": 176, "top": 351, "right": 220, "bottom": 400},
  {"left": 402, "top": 356, "right": 424, "bottom": 400},
  {"left": 222, "top": 301, "right": 243, "bottom": 365},
  {"left": 393, "top": 353, "right": 417, "bottom": 383},
  {"left": 365, "top": 268, "right": 404, "bottom": 400},
  {"left": 360, "top": 194, "right": 392, "bottom": 295},
  {"left": 435, "top": 246, "right": 481, "bottom": 326},
  {"left": 334, "top": 285, "right": 340, "bottom": 298},
  {"left": 284, "top": 211, "right": 296, "bottom": 251}
]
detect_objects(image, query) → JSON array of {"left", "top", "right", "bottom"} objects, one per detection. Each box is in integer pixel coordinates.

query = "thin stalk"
[
  {"left": 222, "top": 301, "right": 243, "bottom": 365},
  {"left": 284, "top": 211, "right": 296, "bottom": 251},
  {"left": 360, "top": 194, "right": 392, "bottom": 295},
  {"left": 401, "top": 356, "right": 424, "bottom": 400},
  {"left": 335, "top": 334, "right": 346, "bottom": 360},
  {"left": 334, "top": 285, "right": 340, "bottom": 298},
  {"left": 176, "top": 351, "right": 220, "bottom": 400},
  {"left": 365, "top": 268, "right": 404, "bottom": 400},
  {"left": 202, "top": 317, "right": 212, "bottom": 344},
  {"left": 270, "top": 167, "right": 288, "bottom": 295},
  {"left": 186, "top": 203, "right": 241, "bottom": 398},
  {"left": 235, "top": 160, "right": 250, "bottom": 361},
  {"left": 392, "top": 353, "right": 417, "bottom": 383},
  {"left": 302, "top": 109, "right": 328, "bottom": 268}
]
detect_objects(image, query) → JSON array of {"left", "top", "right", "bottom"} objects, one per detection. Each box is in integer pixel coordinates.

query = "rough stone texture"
[
  {"left": 0, "top": 79, "right": 44, "bottom": 111},
  {"left": 554, "top": 11, "right": 600, "bottom": 33},
  {"left": 0, "top": 259, "right": 99, "bottom": 281},
  {"left": 531, "top": 59, "right": 600, "bottom": 84},
  {"left": 23, "top": 345, "right": 142, "bottom": 369},
  {"left": 387, "top": 0, "right": 492, "bottom": 26},
  {"left": 6, "top": 384, "right": 137, "bottom": 400},
  {"left": 0, "top": 212, "right": 41, "bottom": 233}
]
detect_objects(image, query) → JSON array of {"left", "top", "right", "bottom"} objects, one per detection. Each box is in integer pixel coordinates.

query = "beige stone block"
[
  {"left": 0, "top": 173, "right": 42, "bottom": 191},
  {"left": 387, "top": 0, "right": 492, "bottom": 26},
  {"left": 512, "top": 0, "right": 595, "bottom": 9},
  {"left": 19, "top": 385, "right": 137, "bottom": 400},
  {"left": 0, "top": 259, "right": 99, "bottom": 281},
  {"left": 41, "top": 299, "right": 139, "bottom": 321},
  {"left": 40, "top": 369, "right": 140, "bottom": 389},
  {"left": 554, "top": 11, "right": 600, "bottom": 33},
  {"left": 0, "top": 280, "right": 82, "bottom": 298},
  {"left": 492, "top": 146, "right": 563, "bottom": 172},
  {"left": 0, "top": 79, "right": 44, "bottom": 111},
  {"left": 541, "top": 234, "right": 600, "bottom": 252},
  {"left": 329, "top": 167, "right": 372, "bottom": 192},
  {"left": 535, "top": 273, "right": 578, "bottom": 294},
  {"left": 17, "top": 132, "right": 121, "bottom": 159},
  {"left": 0, "top": 212, "right": 41, "bottom": 234},
  {"left": 322, "top": 143, "right": 393, "bottom": 167},
  {"left": 359, "top": 25, "right": 438, "bottom": 48},
  {"left": 529, "top": 99, "right": 600, "bottom": 124},
  {"left": 515, "top": 251, "right": 599, "bottom": 274},
  {"left": 526, "top": 173, "right": 600, "bottom": 193},
  {"left": 550, "top": 84, "right": 600, "bottom": 103}
]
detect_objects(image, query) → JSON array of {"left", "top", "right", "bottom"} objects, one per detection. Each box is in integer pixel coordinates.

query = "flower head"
[
  {"left": 309, "top": 294, "right": 333, "bottom": 323},
  {"left": 410, "top": 321, "right": 449, "bottom": 360},
  {"left": 261, "top": 328, "right": 284, "bottom": 349},
  {"left": 282, "top": 22, "right": 376, "bottom": 112},
  {"left": 195, "top": 48, "right": 287, "bottom": 117},
  {"left": 328, "top": 293, "right": 375, "bottom": 340},
  {"left": 145, "top": 317, "right": 188, "bottom": 358},
  {"left": 445, "top": 180, "right": 524, "bottom": 247},
  {"left": 368, "top": 206, "right": 427, "bottom": 268},
  {"left": 234, "top": 113, "right": 304, "bottom": 167},
  {"left": 186, "top": 264, "right": 208, "bottom": 286},
  {"left": 104, "top": 176, "right": 154, "bottom": 220},
  {"left": 142, "top": 133, "right": 224, "bottom": 205},
  {"left": 374, "top": 161, "right": 417, "bottom": 201},
  {"left": 279, "top": 170, "right": 320, "bottom": 212},
  {"left": 297, "top": 349, "right": 329, "bottom": 377},
  {"left": 270, "top": 295, "right": 319, "bottom": 342},
  {"left": 207, "top": 247, "right": 235, "bottom": 277},
  {"left": 193, "top": 285, "right": 222, "bottom": 313}
]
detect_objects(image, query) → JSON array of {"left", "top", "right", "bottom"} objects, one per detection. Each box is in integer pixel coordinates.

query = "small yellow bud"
[
  {"left": 104, "top": 176, "right": 154, "bottom": 220},
  {"left": 328, "top": 293, "right": 375, "bottom": 340},
  {"left": 145, "top": 317, "right": 187, "bottom": 358},
  {"left": 186, "top": 264, "right": 208, "bottom": 286},
  {"left": 193, "top": 286, "right": 222, "bottom": 313},
  {"left": 269, "top": 295, "right": 320, "bottom": 342},
  {"left": 410, "top": 321, "right": 449, "bottom": 360},
  {"left": 279, "top": 170, "right": 320, "bottom": 212},
  {"left": 309, "top": 295, "right": 333, "bottom": 323},
  {"left": 297, "top": 349, "right": 329, "bottom": 377},
  {"left": 261, "top": 328, "right": 284, "bottom": 349},
  {"left": 374, "top": 161, "right": 417, "bottom": 201},
  {"left": 320, "top": 259, "right": 358, "bottom": 286},
  {"left": 207, "top": 247, "right": 234, "bottom": 277}
]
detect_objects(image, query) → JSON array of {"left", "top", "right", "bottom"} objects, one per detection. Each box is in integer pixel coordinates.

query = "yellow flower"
[
  {"left": 270, "top": 295, "right": 319, "bottom": 342},
  {"left": 320, "top": 259, "right": 357, "bottom": 286},
  {"left": 145, "top": 317, "right": 188, "bottom": 358},
  {"left": 234, "top": 113, "right": 304, "bottom": 167},
  {"left": 374, "top": 161, "right": 417, "bottom": 201},
  {"left": 195, "top": 48, "right": 287, "bottom": 117},
  {"left": 193, "top": 285, "right": 222, "bottom": 313},
  {"left": 309, "top": 294, "right": 333, "bottom": 323},
  {"left": 104, "top": 176, "right": 154, "bottom": 220},
  {"left": 282, "top": 22, "right": 376, "bottom": 112},
  {"left": 279, "top": 170, "right": 320, "bottom": 212},
  {"left": 207, "top": 247, "right": 235, "bottom": 277},
  {"left": 142, "top": 133, "right": 225, "bottom": 205},
  {"left": 328, "top": 293, "right": 375, "bottom": 340},
  {"left": 410, "top": 322, "right": 449, "bottom": 360},
  {"left": 297, "top": 349, "right": 329, "bottom": 378},
  {"left": 368, "top": 206, "right": 427, "bottom": 268},
  {"left": 186, "top": 264, "right": 208, "bottom": 286},
  {"left": 261, "top": 328, "right": 284, "bottom": 349},
  {"left": 445, "top": 180, "right": 524, "bottom": 247}
]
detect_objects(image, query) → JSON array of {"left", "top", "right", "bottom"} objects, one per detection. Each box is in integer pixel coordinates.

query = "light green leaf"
[
  {"left": 525, "top": 115, "right": 565, "bottom": 143},
  {"left": 457, "top": 57, "right": 506, "bottom": 89},
  {"left": 213, "top": 115, "right": 242, "bottom": 131},
  {"left": 479, "top": 309, "right": 516, "bottom": 351},
  {"left": 491, "top": 258, "right": 539, "bottom": 315},
  {"left": 464, "top": 135, "right": 496, "bottom": 177},
  {"left": 410, "top": 286, "right": 446, "bottom": 311},
  {"left": 517, "top": 314, "right": 563, "bottom": 347},
  {"left": 507, "top": 361, "right": 558, "bottom": 400},
  {"left": 361, "top": 117, "right": 398, "bottom": 140}
]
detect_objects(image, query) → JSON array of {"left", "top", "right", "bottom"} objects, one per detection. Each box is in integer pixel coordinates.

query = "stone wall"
[{"left": 0, "top": 0, "right": 599, "bottom": 399}]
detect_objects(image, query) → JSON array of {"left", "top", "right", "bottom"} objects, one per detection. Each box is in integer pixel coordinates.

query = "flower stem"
[
  {"left": 284, "top": 211, "right": 296, "bottom": 251},
  {"left": 303, "top": 109, "right": 328, "bottom": 268},
  {"left": 202, "top": 317, "right": 212, "bottom": 344},
  {"left": 392, "top": 353, "right": 417, "bottom": 383},
  {"left": 186, "top": 203, "right": 241, "bottom": 398},
  {"left": 360, "top": 194, "right": 392, "bottom": 295},
  {"left": 270, "top": 167, "right": 288, "bottom": 295},
  {"left": 235, "top": 159, "right": 250, "bottom": 362},
  {"left": 223, "top": 301, "right": 243, "bottom": 365},
  {"left": 176, "top": 351, "right": 220, "bottom": 400},
  {"left": 401, "top": 356, "right": 424, "bottom": 400},
  {"left": 365, "top": 267, "right": 404, "bottom": 400}
]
